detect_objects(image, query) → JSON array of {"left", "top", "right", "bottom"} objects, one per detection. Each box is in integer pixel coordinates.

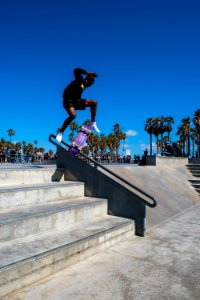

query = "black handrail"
[{"left": 49, "top": 134, "right": 157, "bottom": 208}]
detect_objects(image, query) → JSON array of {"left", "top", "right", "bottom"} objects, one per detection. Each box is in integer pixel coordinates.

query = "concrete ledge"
[
  {"left": 156, "top": 156, "right": 188, "bottom": 166},
  {"left": 0, "top": 182, "right": 85, "bottom": 210},
  {"left": 0, "top": 167, "right": 65, "bottom": 185}
]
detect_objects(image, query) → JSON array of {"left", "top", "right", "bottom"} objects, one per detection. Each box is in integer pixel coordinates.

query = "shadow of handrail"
[{"left": 49, "top": 134, "right": 157, "bottom": 208}]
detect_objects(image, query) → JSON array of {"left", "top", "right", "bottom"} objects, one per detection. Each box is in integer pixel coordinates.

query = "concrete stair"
[
  {"left": 189, "top": 179, "right": 200, "bottom": 195},
  {"left": 187, "top": 164, "right": 200, "bottom": 177},
  {"left": 187, "top": 164, "right": 200, "bottom": 195},
  {"left": 0, "top": 166, "right": 134, "bottom": 297}
]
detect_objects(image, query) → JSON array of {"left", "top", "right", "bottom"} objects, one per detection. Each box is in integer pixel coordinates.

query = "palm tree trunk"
[
  {"left": 192, "top": 140, "right": 194, "bottom": 157},
  {"left": 183, "top": 139, "right": 186, "bottom": 156},
  {"left": 150, "top": 134, "right": 152, "bottom": 155},
  {"left": 188, "top": 135, "right": 191, "bottom": 157}
]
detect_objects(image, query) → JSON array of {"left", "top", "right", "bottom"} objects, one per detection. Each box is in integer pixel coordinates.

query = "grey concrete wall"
[{"left": 156, "top": 155, "right": 188, "bottom": 166}]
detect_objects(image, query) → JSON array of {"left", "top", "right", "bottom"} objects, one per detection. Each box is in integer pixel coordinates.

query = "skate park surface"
[{"left": 2, "top": 160, "right": 200, "bottom": 299}]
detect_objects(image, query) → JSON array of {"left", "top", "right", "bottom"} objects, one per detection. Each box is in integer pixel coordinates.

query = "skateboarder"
[{"left": 56, "top": 68, "right": 100, "bottom": 142}]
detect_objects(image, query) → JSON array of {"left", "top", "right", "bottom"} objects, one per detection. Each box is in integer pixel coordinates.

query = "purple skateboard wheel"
[{"left": 70, "top": 147, "right": 79, "bottom": 155}]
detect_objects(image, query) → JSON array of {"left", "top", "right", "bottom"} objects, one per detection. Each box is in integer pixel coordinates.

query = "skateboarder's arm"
[
  {"left": 74, "top": 68, "right": 87, "bottom": 80},
  {"left": 74, "top": 68, "right": 98, "bottom": 80}
]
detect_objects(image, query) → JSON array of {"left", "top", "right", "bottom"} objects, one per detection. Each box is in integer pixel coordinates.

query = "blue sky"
[{"left": 0, "top": 0, "right": 200, "bottom": 156}]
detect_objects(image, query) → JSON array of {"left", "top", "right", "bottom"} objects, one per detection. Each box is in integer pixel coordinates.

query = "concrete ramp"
[{"left": 107, "top": 164, "right": 200, "bottom": 228}]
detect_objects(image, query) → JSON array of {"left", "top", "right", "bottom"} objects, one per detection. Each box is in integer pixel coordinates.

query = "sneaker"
[
  {"left": 91, "top": 122, "right": 100, "bottom": 133},
  {"left": 56, "top": 131, "right": 63, "bottom": 142}
]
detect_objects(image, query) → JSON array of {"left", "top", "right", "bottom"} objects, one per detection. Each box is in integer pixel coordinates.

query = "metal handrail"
[{"left": 49, "top": 134, "right": 157, "bottom": 208}]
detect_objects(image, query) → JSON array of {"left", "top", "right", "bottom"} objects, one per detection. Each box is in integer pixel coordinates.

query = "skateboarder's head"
[{"left": 85, "top": 76, "right": 95, "bottom": 87}]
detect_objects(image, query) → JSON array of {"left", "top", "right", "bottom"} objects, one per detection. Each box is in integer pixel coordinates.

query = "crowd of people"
[
  {"left": 93, "top": 154, "right": 132, "bottom": 164},
  {"left": 0, "top": 147, "right": 45, "bottom": 164},
  {"left": 162, "top": 142, "right": 184, "bottom": 157},
  {"left": 0, "top": 140, "right": 193, "bottom": 165}
]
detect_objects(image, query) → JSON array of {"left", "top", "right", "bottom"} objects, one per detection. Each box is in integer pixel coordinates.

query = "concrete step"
[
  {"left": 0, "top": 216, "right": 134, "bottom": 297},
  {"left": 188, "top": 180, "right": 200, "bottom": 195},
  {"left": 187, "top": 166, "right": 200, "bottom": 171},
  {"left": 188, "top": 170, "right": 200, "bottom": 175},
  {"left": 189, "top": 179, "right": 200, "bottom": 184},
  {"left": 192, "top": 185, "right": 200, "bottom": 193},
  {"left": 0, "top": 197, "right": 108, "bottom": 242},
  {"left": 187, "top": 164, "right": 200, "bottom": 169},
  {"left": 0, "top": 181, "right": 85, "bottom": 210},
  {"left": 187, "top": 165, "right": 200, "bottom": 177},
  {"left": 191, "top": 173, "right": 200, "bottom": 177},
  {"left": 190, "top": 183, "right": 200, "bottom": 189},
  {"left": 188, "top": 166, "right": 200, "bottom": 170},
  {"left": 187, "top": 167, "right": 200, "bottom": 171},
  {"left": 0, "top": 167, "right": 64, "bottom": 185}
]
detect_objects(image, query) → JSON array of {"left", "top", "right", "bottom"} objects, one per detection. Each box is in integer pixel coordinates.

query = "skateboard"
[{"left": 69, "top": 124, "right": 92, "bottom": 155}]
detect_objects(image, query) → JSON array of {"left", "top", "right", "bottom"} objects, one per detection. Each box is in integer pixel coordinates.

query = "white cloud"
[
  {"left": 140, "top": 142, "right": 157, "bottom": 152},
  {"left": 126, "top": 130, "right": 138, "bottom": 137}
]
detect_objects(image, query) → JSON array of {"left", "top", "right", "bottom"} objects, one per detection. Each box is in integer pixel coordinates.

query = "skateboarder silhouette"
[{"left": 56, "top": 68, "right": 100, "bottom": 142}]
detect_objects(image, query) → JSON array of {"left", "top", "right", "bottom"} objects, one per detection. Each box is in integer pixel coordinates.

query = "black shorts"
[{"left": 63, "top": 98, "right": 86, "bottom": 111}]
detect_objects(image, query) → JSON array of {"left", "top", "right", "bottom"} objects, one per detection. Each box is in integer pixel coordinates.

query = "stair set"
[
  {"left": 0, "top": 167, "right": 135, "bottom": 297},
  {"left": 0, "top": 136, "right": 157, "bottom": 297},
  {"left": 187, "top": 163, "right": 200, "bottom": 195}
]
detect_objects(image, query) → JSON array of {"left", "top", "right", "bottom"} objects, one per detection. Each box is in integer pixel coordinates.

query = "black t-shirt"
[{"left": 62, "top": 68, "right": 87, "bottom": 100}]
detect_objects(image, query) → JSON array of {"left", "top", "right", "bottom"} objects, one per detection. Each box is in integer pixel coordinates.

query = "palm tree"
[
  {"left": 81, "top": 146, "right": 90, "bottom": 156},
  {"left": 144, "top": 118, "right": 154, "bottom": 155},
  {"left": 190, "top": 127, "right": 198, "bottom": 157},
  {"left": 7, "top": 129, "right": 15, "bottom": 142},
  {"left": 107, "top": 133, "right": 117, "bottom": 158},
  {"left": 152, "top": 120, "right": 161, "bottom": 154},
  {"left": 83, "top": 119, "right": 91, "bottom": 126},
  {"left": 87, "top": 132, "right": 100, "bottom": 158},
  {"left": 176, "top": 125, "right": 186, "bottom": 155},
  {"left": 34, "top": 140, "right": 38, "bottom": 152},
  {"left": 68, "top": 121, "right": 79, "bottom": 142},
  {"left": 156, "top": 116, "right": 165, "bottom": 137},
  {"left": 24, "top": 143, "right": 34, "bottom": 153},
  {"left": 193, "top": 108, "right": 200, "bottom": 156},
  {"left": 182, "top": 117, "right": 191, "bottom": 156},
  {"left": 165, "top": 116, "right": 174, "bottom": 142},
  {"left": 99, "top": 134, "right": 107, "bottom": 156},
  {"left": 176, "top": 118, "right": 191, "bottom": 156},
  {"left": 15, "top": 142, "right": 22, "bottom": 151},
  {"left": 113, "top": 123, "right": 124, "bottom": 156},
  {"left": 121, "top": 133, "right": 127, "bottom": 157},
  {"left": 155, "top": 116, "right": 167, "bottom": 152},
  {"left": 0, "top": 138, "right": 6, "bottom": 149}
]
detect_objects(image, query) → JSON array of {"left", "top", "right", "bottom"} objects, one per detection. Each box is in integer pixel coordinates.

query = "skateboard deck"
[{"left": 70, "top": 124, "right": 92, "bottom": 155}]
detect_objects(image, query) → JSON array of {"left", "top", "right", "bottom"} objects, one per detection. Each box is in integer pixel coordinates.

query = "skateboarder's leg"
[
  {"left": 61, "top": 107, "right": 76, "bottom": 132},
  {"left": 56, "top": 107, "right": 76, "bottom": 142},
  {"left": 85, "top": 99, "right": 100, "bottom": 133}
]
